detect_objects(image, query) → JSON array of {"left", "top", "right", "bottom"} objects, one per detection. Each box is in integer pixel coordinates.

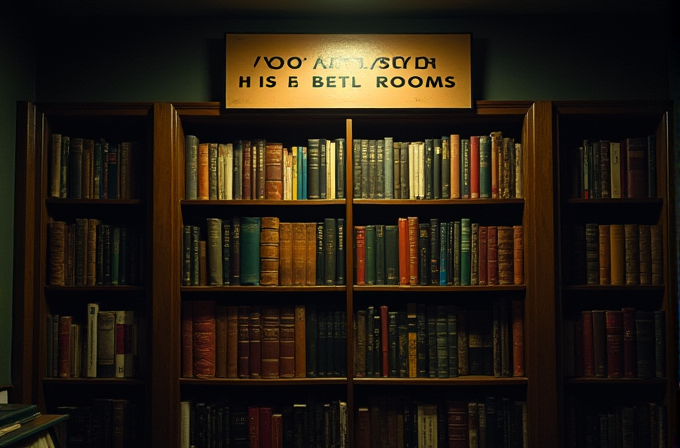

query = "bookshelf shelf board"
[
  {"left": 352, "top": 377, "right": 528, "bottom": 386},
  {"left": 180, "top": 378, "right": 348, "bottom": 386}
]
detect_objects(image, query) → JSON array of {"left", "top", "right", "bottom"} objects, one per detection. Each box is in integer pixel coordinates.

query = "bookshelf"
[{"left": 12, "top": 100, "right": 676, "bottom": 447}]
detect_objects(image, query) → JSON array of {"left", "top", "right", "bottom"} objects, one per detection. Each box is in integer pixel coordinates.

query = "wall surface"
[{"left": 1, "top": 7, "right": 677, "bottom": 390}]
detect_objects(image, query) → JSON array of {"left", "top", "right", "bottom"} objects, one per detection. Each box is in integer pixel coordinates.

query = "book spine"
[
  {"left": 307, "top": 138, "right": 321, "bottom": 199},
  {"left": 240, "top": 217, "right": 261, "bottom": 285},
  {"left": 197, "top": 142, "right": 209, "bottom": 200},
  {"left": 260, "top": 217, "right": 280, "bottom": 286}
]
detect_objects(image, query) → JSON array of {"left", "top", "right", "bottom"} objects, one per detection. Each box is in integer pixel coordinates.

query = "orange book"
[
  {"left": 197, "top": 142, "right": 209, "bottom": 200},
  {"left": 278, "top": 222, "right": 293, "bottom": 286},
  {"left": 305, "top": 222, "right": 317, "bottom": 285},
  {"left": 450, "top": 134, "right": 461, "bottom": 199},
  {"left": 292, "top": 222, "right": 307, "bottom": 286},
  {"left": 407, "top": 217, "right": 419, "bottom": 285},
  {"left": 609, "top": 224, "right": 625, "bottom": 285}
]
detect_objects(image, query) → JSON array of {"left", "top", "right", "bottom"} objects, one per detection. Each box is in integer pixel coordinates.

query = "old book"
[
  {"left": 115, "top": 310, "right": 126, "bottom": 378},
  {"left": 241, "top": 140, "right": 252, "bottom": 199},
  {"left": 355, "top": 226, "right": 366, "bottom": 285},
  {"left": 624, "top": 223, "right": 640, "bottom": 285},
  {"left": 460, "top": 218, "right": 471, "bottom": 286},
  {"left": 512, "top": 299, "right": 525, "bottom": 377},
  {"left": 584, "top": 223, "right": 599, "bottom": 285},
  {"left": 315, "top": 221, "right": 324, "bottom": 286},
  {"left": 208, "top": 143, "right": 219, "bottom": 199},
  {"left": 292, "top": 222, "right": 307, "bottom": 286},
  {"left": 461, "top": 138, "right": 470, "bottom": 198},
  {"left": 428, "top": 218, "right": 439, "bottom": 285},
  {"left": 279, "top": 306, "right": 295, "bottom": 378},
  {"left": 581, "top": 310, "right": 594, "bottom": 377},
  {"left": 193, "top": 300, "right": 216, "bottom": 379},
  {"left": 260, "top": 216, "right": 280, "bottom": 286},
  {"left": 495, "top": 226, "right": 512, "bottom": 285},
  {"left": 206, "top": 218, "right": 224, "bottom": 285},
  {"left": 86, "top": 302, "right": 100, "bottom": 378},
  {"left": 265, "top": 142, "right": 284, "bottom": 200},
  {"left": 592, "top": 310, "right": 607, "bottom": 378},
  {"left": 654, "top": 310, "right": 666, "bottom": 378},
  {"left": 467, "top": 310, "right": 484, "bottom": 375},
  {"left": 226, "top": 305, "right": 239, "bottom": 378},
  {"left": 307, "top": 138, "right": 321, "bottom": 199},
  {"left": 450, "top": 134, "right": 461, "bottom": 199},
  {"left": 598, "top": 224, "right": 611, "bottom": 284},
  {"left": 181, "top": 301, "right": 193, "bottom": 378},
  {"left": 635, "top": 310, "right": 655, "bottom": 379},
  {"left": 324, "top": 218, "right": 337, "bottom": 285},
  {"left": 279, "top": 222, "right": 293, "bottom": 286},
  {"left": 198, "top": 239, "right": 207, "bottom": 286},
  {"left": 97, "top": 310, "right": 117, "bottom": 378},
  {"left": 469, "top": 135, "right": 480, "bottom": 199},
  {"left": 237, "top": 306, "right": 250, "bottom": 378},
  {"left": 605, "top": 310, "right": 623, "bottom": 378},
  {"left": 196, "top": 142, "right": 209, "bottom": 200},
  {"left": 249, "top": 306, "right": 262, "bottom": 378},
  {"left": 479, "top": 135, "right": 491, "bottom": 198},
  {"left": 407, "top": 217, "right": 419, "bottom": 285},
  {"left": 398, "top": 218, "right": 409, "bottom": 285},
  {"left": 336, "top": 218, "right": 346, "bottom": 285},
  {"left": 471, "top": 222, "right": 479, "bottom": 285},
  {"left": 457, "top": 309, "right": 468, "bottom": 376},
  {"left": 261, "top": 306, "right": 280, "bottom": 378},
  {"left": 305, "top": 304, "right": 318, "bottom": 377},
  {"left": 621, "top": 307, "right": 637, "bottom": 379},
  {"left": 355, "top": 308, "right": 367, "bottom": 378},
  {"left": 624, "top": 137, "right": 648, "bottom": 198},
  {"left": 233, "top": 140, "right": 243, "bottom": 199},
  {"left": 486, "top": 225, "right": 498, "bottom": 285},
  {"left": 221, "top": 220, "right": 231, "bottom": 285},
  {"left": 650, "top": 224, "right": 663, "bottom": 285},
  {"left": 48, "top": 220, "right": 66, "bottom": 286},
  {"left": 418, "top": 223, "right": 429, "bottom": 286},
  {"left": 215, "top": 305, "right": 228, "bottom": 378},
  {"left": 256, "top": 139, "right": 266, "bottom": 199},
  {"left": 68, "top": 137, "right": 83, "bottom": 199},
  {"left": 375, "top": 224, "right": 385, "bottom": 285},
  {"left": 305, "top": 222, "right": 317, "bottom": 286},
  {"left": 407, "top": 303, "right": 418, "bottom": 378},
  {"left": 447, "top": 400, "right": 469, "bottom": 448},
  {"left": 58, "top": 315, "right": 73, "bottom": 378},
  {"left": 609, "top": 224, "right": 625, "bottom": 285},
  {"left": 294, "top": 305, "right": 306, "bottom": 378},
  {"left": 638, "top": 224, "right": 652, "bottom": 285},
  {"left": 240, "top": 217, "right": 261, "bottom": 285}
]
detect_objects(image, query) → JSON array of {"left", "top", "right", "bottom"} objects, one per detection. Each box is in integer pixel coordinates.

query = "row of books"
[
  {"left": 183, "top": 217, "right": 346, "bottom": 287},
  {"left": 564, "top": 398, "right": 668, "bottom": 448},
  {"left": 562, "top": 308, "right": 666, "bottom": 379},
  {"left": 57, "top": 399, "right": 143, "bottom": 448},
  {"left": 180, "top": 398, "right": 348, "bottom": 448},
  {"left": 185, "top": 136, "right": 347, "bottom": 201},
  {"left": 565, "top": 223, "right": 663, "bottom": 286},
  {"left": 49, "top": 134, "right": 143, "bottom": 200},
  {"left": 182, "top": 302, "right": 346, "bottom": 379},
  {"left": 353, "top": 133, "right": 523, "bottom": 201},
  {"left": 356, "top": 395, "right": 527, "bottom": 448},
  {"left": 355, "top": 300, "right": 524, "bottom": 379},
  {"left": 46, "top": 304, "right": 145, "bottom": 379},
  {"left": 356, "top": 219, "right": 524, "bottom": 286},
  {"left": 570, "top": 136, "right": 657, "bottom": 199},
  {"left": 48, "top": 218, "right": 146, "bottom": 287}
]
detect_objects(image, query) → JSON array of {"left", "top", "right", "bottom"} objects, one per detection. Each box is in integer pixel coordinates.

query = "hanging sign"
[{"left": 225, "top": 33, "right": 472, "bottom": 109}]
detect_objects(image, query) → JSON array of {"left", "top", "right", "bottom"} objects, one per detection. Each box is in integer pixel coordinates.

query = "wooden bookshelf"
[{"left": 12, "top": 100, "right": 676, "bottom": 448}]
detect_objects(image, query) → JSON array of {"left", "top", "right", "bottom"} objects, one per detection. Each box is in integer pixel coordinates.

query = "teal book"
[
  {"left": 440, "top": 221, "right": 449, "bottom": 285},
  {"left": 441, "top": 136, "right": 451, "bottom": 199},
  {"left": 453, "top": 220, "right": 462, "bottom": 286},
  {"left": 296, "top": 145, "right": 305, "bottom": 199},
  {"left": 479, "top": 135, "right": 492, "bottom": 198},
  {"left": 307, "top": 138, "right": 321, "bottom": 199},
  {"left": 461, "top": 139, "right": 470, "bottom": 198},
  {"left": 385, "top": 224, "right": 399, "bottom": 285},
  {"left": 239, "top": 217, "right": 260, "bottom": 285},
  {"left": 375, "top": 224, "right": 385, "bottom": 285},
  {"left": 336, "top": 218, "right": 345, "bottom": 285},
  {"left": 335, "top": 137, "right": 346, "bottom": 199},
  {"left": 384, "top": 137, "right": 394, "bottom": 199},
  {"left": 301, "top": 146, "right": 308, "bottom": 199},
  {"left": 433, "top": 138, "right": 442, "bottom": 199},
  {"left": 460, "top": 218, "right": 471, "bottom": 285},
  {"left": 324, "top": 218, "right": 337, "bottom": 285},
  {"left": 365, "top": 225, "right": 376, "bottom": 285}
]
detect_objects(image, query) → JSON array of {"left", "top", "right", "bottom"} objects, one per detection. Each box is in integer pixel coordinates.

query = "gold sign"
[{"left": 225, "top": 33, "right": 472, "bottom": 109}]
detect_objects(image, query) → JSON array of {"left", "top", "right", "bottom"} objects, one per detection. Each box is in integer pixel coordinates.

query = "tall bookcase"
[{"left": 12, "top": 100, "right": 676, "bottom": 448}]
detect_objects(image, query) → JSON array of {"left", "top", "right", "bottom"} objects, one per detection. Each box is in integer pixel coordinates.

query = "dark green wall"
[{"left": 1, "top": 8, "right": 677, "bottom": 389}]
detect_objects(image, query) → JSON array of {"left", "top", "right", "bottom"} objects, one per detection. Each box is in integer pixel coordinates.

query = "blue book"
[{"left": 239, "top": 217, "right": 261, "bottom": 285}]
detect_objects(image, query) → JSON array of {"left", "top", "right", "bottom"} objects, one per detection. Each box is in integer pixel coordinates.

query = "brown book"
[
  {"left": 513, "top": 225, "right": 524, "bottom": 285},
  {"left": 279, "top": 222, "right": 293, "bottom": 286},
  {"left": 249, "top": 306, "right": 262, "bottom": 378},
  {"left": 478, "top": 226, "right": 488, "bottom": 286},
  {"left": 638, "top": 224, "right": 651, "bottom": 285},
  {"left": 242, "top": 140, "right": 252, "bottom": 199},
  {"left": 74, "top": 218, "right": 89, "bottom": 286},
  {"left": 407, "top": 216, "right": 419, "bottom": 285},
  {"left": 181, "top": 301, "right": 193, "bottom": 377},
  {"left": 624, "top": 137, "right": 648, "bottom": 198},
  {"left": 271, "top": 413, "right": 283, "bottom": 448},
  {"left": 610, "top": 224, "right": 625, "bottom": 285},
  {"left": 457, "top": 309, "right": 468, "bottom": 376},
  {"left": 355, "top": 226, "right": 366, "bottom": 285},
  {"left": 48, "top": 220, "right": 66, "bottom": 286},
  {"left": 592, "top": 310, "right": 607, "bottom": 378},
  {"left": 226, "top": 305, "right": 239, "bottom": 378},
  {"left": 255, "top": 139, "right": 266, "bottom": 199},
  {"left": 82, "top": 138, "right": 94, "bottom": 199},
  {"left": 59, "top": 315, "right": 73, "bottom": 378},
  {"left": 622, "top": 307, "right": 637, "bottom": 378},
  {"left": 86, "top": 218, "right": 100, "bottom": 286},
  {"left": 355, "top": 407, "right": 371, "bottom": 448},
  {"left": 197, "top": 142, "right": 209, "bottom": 200},
  {"left": 192, "top": 300, "right": 216, "bottom": 379},
  {"left": 215, "top": 305, "right": 228, "bottom": 378},
  {"left": 512, "top": 299, "right": 524, "bottom": 376},
  {"left": 354, "top": 309, "right": 367, "bottom": 378},
  {"left": 198, "top": 239, "right": 208, "bottom": 286},
  {"left": 497, "top": 226, "right": 514, "bottom": 285},
  {"left": 581, "top": 310, "right": 594, "bottom": 377},
  {"left": 624, "top": 223, "right": 640, "bottom": 285},
  {"left": 486, "top": 225, "right": 498, "bottom": 285},
  {"left": 260, "top": 217, "right": 280, "bottom": 286},
  {"left": 605, "top": 310, "right": 623, "bottom": 378},
  {"left": 261, "top": 306, "right": 280, "bottom": 379},
  {"left": 650, "top": 224, "right": 663, "bottom": 285},
  {"left": 584, "top": 223, "right": 599, "bottom": 285},
  {"left": 238, "top": 306, "right": 251, "bottom": 378},
  {"left": 279, "top": 306, "right": 296, "bottom": 378},
  {"left": 65, "top": 223, "right": 75, "bottom": 286},
  {"left": 294, "top": 305, "right": 306, "bottom": 378},
  {"left": 598, "top": 224, "right": 611, "bottom": 285},
  {"left": 447, "top": 400, "right": 469, "bottom": 448},
  {"left": 265, "top": 142, "right": 284, "bottom": 200},
  {"left": 248, "top": 406, "right": 260, "bottom": 448},
  {"left": 292, "top": 222, "right": 307, "bottom": 286},
  {"left": 305, "top": 222, "right": 317, "bottom": 285}
]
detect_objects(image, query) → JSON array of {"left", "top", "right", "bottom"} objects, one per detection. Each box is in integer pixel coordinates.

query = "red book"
[
  {"left": 512, "top": 300, "right": 525, "bottom": 376},
  {"left": 478, "top": 226, "right": 488, "bottom": 285},
  {"left": 624, "top": 137, "right": 648, "bottom": 198},
  {"left": 605, "top": 310, "right": 624, "bottom": 378},
  {"left": 487, "top": 226, "right": 498, "bottom": 285},
  {"left": 59, "top": 315, "right": 73, "bottom": 378},
  {"left": 380, "top": 305, "right": 389, "bottom": 377},
  {"left": 279, "top": 306, "right": 296, "bottom": 378},
  {"left": 197, "top": 142, "right": 209, "bottom": 200},
  {"left": 355, "top": 407, "right": 371, "bottom": 448},
  {"left": 398, "top": 218, "right": 409, "bottom": 285},
  {"left": 181, "top": 302, "right": 193, "bottom": 377},
  {"left": 259, "top": 406, "right": 273, "bottom": 448},
  {"left": 581, "top": 310, "right": 595, "bottom": 377},
  {"left": 469, "top": 135, "right": 480, "bottom": 198},
  {"left": 407, "top": 216, "right": 419, "bottom": 285},
  {"left": 513, "top": 225, "right": 524, "bottom": 285},
  {"left": 355, "top": 226, "right": 366, "bottom": 285},
  {"left": 261, "top": 306, "right": 280, "bottom": 379},
  {"left": 192, "top": 300, "right": 216, "bottom": 379},
  {"left": 249, "top": 306, "right": 262, "bottom": 378},
  {"left": 227, "top": 305, "right": 239, "bottom": 378},
  {"left": 271, "top": 413, "right": 283, "bottom": 448},
  {"left": 447, "top": 400, "right": 469, "bottom": 448},
  {"left": 622, "top": 307, "right": 637, "bottom": 378},
  {"left": 248, "top": 406, "right": 260, "bottom": 448},
  {"left": 238, "top": 305, "right": 251, "bottom": 378}
]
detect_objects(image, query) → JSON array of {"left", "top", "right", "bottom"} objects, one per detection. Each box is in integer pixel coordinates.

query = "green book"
[
  {"left": 367, "top": 140, "right": 377, "bottom": 199},
  {"left": 352, "top": 139, "right": 362, "bottom": 200},
  {"left": 433, "top": 138, "right": 442, "bottom": 199},
  {"left": 335, "top": 137, "right": 346, "bottom": 199},
  {"left": 375, "top": 224, "right": 386, "bottom": 285},
  {"left": 453, "top": 220, "right": 462, "bottom": 286},
  {"left": 460, "top": 218, "right": 471, "bottom": 286},
  {"left": 336, "top": 218, "right": 345, "bottom": 285},
  {"left": 441, "top": 136, "right": 451, "bottom": 199},
  {"left": 319, "top": 138, "right": 327, "bottom": 199},
  {"left": 239, "top": 217, "right": 261, "bottom": 285},
  {"left": 222, "top": 220, "right": 231, "bottom": 285},
  {"left": 365, "top": 225, "right": 376, "bottom": 285},
  {"left": 461, "top": 139, "right": 470, "bottom": 198},
  {"left": 206, "top": 217, "right": 223, "bottom": 286},
  {"left": 384, "top": 137, "right": 394, "bottom": 199},
  {"left": 324, "top": 218, "right": 337, "bottom": 285},
  {"left": 479, "top": 135, "right": 492, "bottom": 198},
  {"left": 376, "top": 139, "right": 385, "bottom": 199},
  {"left": 385, "top": 225, "right": 399, "bottom": 285}
]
